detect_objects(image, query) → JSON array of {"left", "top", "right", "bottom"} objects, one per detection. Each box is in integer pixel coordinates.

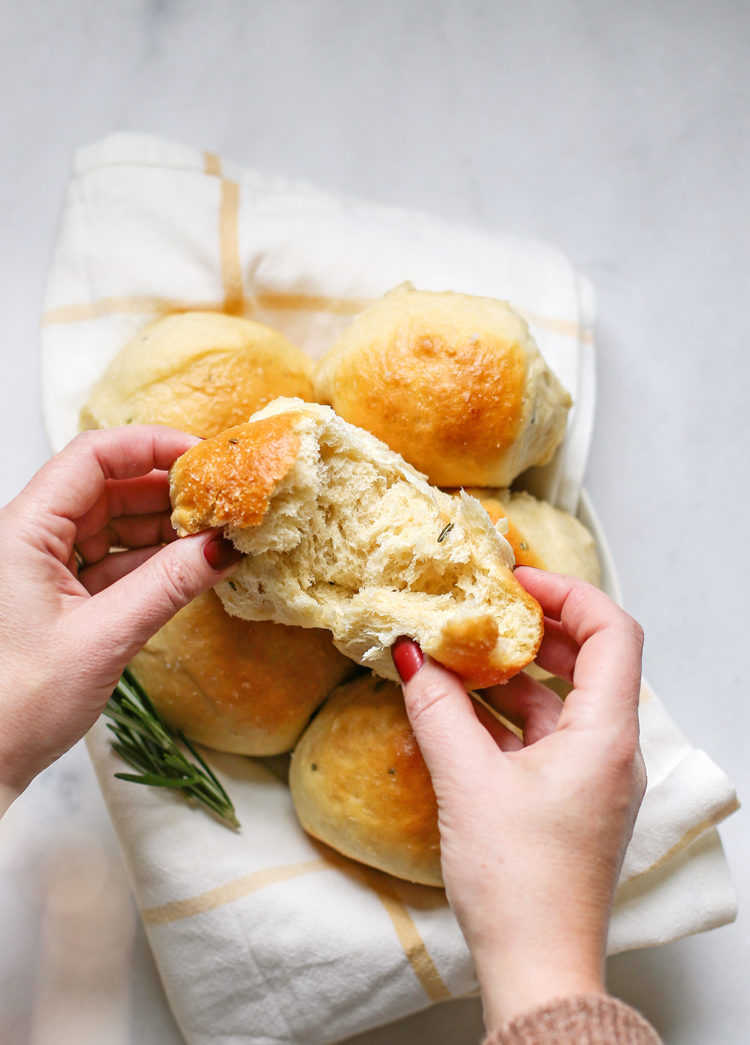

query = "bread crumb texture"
[{"left": 170, "top": 398, "right": 543, "bottom": 687}]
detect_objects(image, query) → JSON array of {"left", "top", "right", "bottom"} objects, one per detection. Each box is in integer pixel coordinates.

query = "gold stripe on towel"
[
  {"left": 42, "top": 292, "right": 592, "bottom": 339},
  {"left": 141, "top": 858, "right": 331, "bottom": 926},
  {"left": 218, "top": 175, "right": 244, "bottom": 315},
  {"left": 203, "top": 151, "right": 222, "bottom": 177},
  {"left": 249, "top": 290, "right": 371, "bottom": 316},
  {"left": 616, "top": 796, "right": 741, "bottom": 894},
  {"left": 141, "top": 851, "right": 450, "bottom": 1003},
  {"left": 359, "top": 868, "right": 452, "bottom": 1003},
  {"left": 517, "top": 307, "right": 593, "bottom": 343},
  {"left": 40, "top": 296, "right": 218, "bottom": 325},
  {"left": 40, "top": 290, "right": 366, "bottom": 325}
]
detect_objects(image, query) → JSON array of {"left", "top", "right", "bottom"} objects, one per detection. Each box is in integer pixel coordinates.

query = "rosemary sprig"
[{"left": 103, "top": 669, "right": 240, "bottom": 830}]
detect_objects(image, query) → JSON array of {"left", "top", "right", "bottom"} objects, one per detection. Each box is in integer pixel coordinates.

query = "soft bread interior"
[{"left": 173, "top": 398, "right": 543, "bottom": 686}]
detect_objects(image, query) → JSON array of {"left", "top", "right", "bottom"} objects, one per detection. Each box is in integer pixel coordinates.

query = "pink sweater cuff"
[{"left": 482, "top": 993, "right": 663, "bottom": 1045}]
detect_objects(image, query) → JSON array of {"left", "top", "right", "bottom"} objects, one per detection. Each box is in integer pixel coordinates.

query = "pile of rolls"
[{"left": 82, "top": 284, "right": 601, "bottom": 887}]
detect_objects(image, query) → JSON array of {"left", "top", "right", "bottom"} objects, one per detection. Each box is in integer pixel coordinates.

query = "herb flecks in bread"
[{"left": 170, "top": 397, "right": 543, "bottom": 688}]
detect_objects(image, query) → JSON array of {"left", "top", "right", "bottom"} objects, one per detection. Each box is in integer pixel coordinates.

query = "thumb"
[
  {"left": 392, "top": 638, "right": 496, "bottom": 789},
  {"left": 79, "top": 531, "right": 243, "bottom": 663}
]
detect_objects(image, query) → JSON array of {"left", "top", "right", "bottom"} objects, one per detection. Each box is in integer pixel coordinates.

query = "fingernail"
[
  {"left": 203, "top": 535, "right": 243, "bottom": 571},
  {"left": 391, "top": 636, "right": 424, "bottom": 683}
]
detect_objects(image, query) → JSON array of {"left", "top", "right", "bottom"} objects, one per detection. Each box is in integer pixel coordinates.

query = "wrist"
[
  {"left": 476, "top": 948, "right": 606, "bottom": 1031},
  {"left": 445, "top": 856, "right": 614, "bottom": 1028},
  {"left": 466, "top": 912, "right": 607, "bottom": 1031}
]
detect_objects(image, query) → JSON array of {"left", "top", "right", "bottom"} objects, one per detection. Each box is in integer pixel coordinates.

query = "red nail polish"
[
  {"left": 203, "top": 536, "right": 243, "bottom": 571},
  {"left": 391, "top": 636, "right": 424, "bottom": 682}
]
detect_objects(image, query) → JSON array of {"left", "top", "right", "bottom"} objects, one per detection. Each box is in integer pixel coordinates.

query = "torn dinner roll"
[
  {"left": 314, "top": 284, "right": 572, "bottom": 487},
  {"left": 169, "top": 398, "right": 544, "bottom": 688}
]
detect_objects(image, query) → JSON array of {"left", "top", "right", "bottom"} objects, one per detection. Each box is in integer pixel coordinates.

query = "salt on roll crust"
[{"left": 170, "top": 397, "right": 544, "bottom": 689}]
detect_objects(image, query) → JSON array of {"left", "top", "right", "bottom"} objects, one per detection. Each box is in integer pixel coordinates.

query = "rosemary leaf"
[
  {"left": 103, "top": 669, "right": 241, "bottom": 831},
  {"left": 114, "top": 772, "right": 199, "bottom": 789},
  {"left": 437, "top": 521, "right": 455, "bottom": 543},
  {"left": 183, "top": 734, "right": 234, "bottom": 804},
  {"left": 104, "top": 709, "right": 166, "bottom": 744}
]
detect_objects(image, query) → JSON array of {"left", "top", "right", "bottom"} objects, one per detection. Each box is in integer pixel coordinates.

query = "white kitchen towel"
[{"left": 40, "top": 134, "right": 738, "bottom": 1045}]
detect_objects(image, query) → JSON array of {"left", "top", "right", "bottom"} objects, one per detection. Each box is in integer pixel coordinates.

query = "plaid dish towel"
[{"left": 39, "top": 134, "right": 738, "bottom": 1045}]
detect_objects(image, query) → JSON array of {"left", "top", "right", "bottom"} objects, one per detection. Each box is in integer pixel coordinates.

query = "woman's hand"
[
  {"left": 0, "top": 426, "right": 242, "bottom": 805},
  {"left": 392, "top": 567, "right": 646, "bottom": 1031}
]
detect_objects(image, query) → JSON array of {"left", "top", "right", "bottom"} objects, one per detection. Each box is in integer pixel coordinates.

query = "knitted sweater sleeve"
[{"left": 481, "top": 994, "right": 663, "bottom": 1045}]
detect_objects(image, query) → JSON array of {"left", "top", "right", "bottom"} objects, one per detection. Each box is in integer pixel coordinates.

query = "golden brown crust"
[
  {"left": 289, "top": 674, "right": 442, "bottom": 886},
  {"left": 322, "top": 323, "right": 526, "bottom": 484},
  {"left": 79, "top": 311, "right": 315, "bottom": 439},
  {"left": 435, "top": 597, "right": 543, "bottom": 689},
  {"left": 129, "top": 590, "right": 355, "bottom": 755},
  {"left": 315, "top": 286, "right": 571, "bottom": 487},
  {"left": 169, "top": 413, "right": 302, "bottom": 535}
]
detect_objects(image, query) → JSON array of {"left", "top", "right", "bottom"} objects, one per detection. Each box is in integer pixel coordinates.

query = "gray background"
[{"left": 0, "top": 2, "right": 748, "bottom": 1042}]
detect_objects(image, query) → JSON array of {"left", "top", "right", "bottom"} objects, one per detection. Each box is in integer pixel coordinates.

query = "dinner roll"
[
  {"left": 314, "top": 284, "right": 572, "bottom": 487},
  {"left": 170, "top": 397, "right": 544, "bottom": 689},
  {"left": 128, "top": 590, "right": 355, "bottom": 756},
  {"left": 289, "top": 673, "right": 442, "bottom": 886},
  {"left": 79, "top": 311, "right": 315, "bottom": 438},
  {"left": 461, "top": 488, "right": 601, "bottom": 586}
]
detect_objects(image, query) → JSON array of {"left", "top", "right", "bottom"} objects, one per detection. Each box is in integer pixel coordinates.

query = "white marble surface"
[{"left": 0, "top": 1, "right": 747, "bottom": 1042}]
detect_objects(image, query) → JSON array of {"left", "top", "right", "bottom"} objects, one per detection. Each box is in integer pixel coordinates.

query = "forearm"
[{"left": 445, "top": 840, "right": 615, "bottom": 1028}]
